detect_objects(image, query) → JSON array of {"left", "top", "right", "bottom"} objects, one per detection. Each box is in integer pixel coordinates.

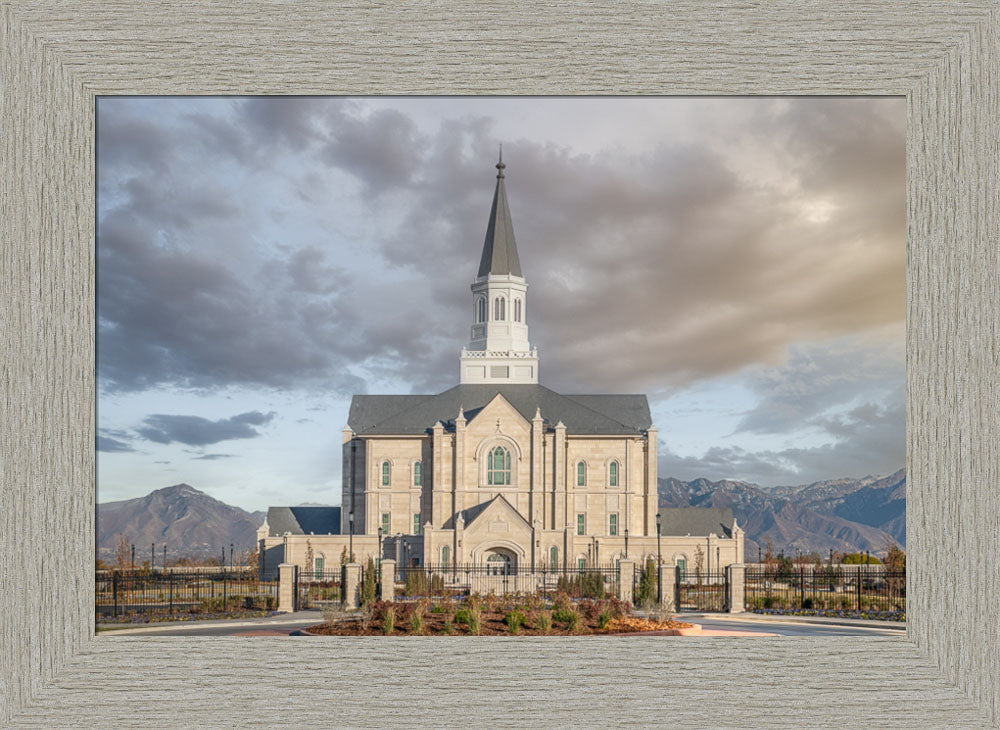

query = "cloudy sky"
[{"left": 97, "top": 96, "right": 905, "bottom": 512}]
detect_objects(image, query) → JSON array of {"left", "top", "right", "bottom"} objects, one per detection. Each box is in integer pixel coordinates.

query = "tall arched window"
[
  {"left": 609, "top": 461, "right": 619, "bottom": 487},
  {"left": 549, "top": 545, "right": 558, "bottom": 568},
  {"left": 514, "top": 298, "right": 522, "bottom": 322},
  {"left": 441, "top": 545, "right": 450, "bottom": 567},
  {"left": 381, "top": 461, "right": 390, "bottom": 486},
  {"left": 494, "top": 296, "right": 506, "bottom": 321},
  {"left": 487, "top": 445, "right": 511, "bottom": 485},
  {"left": 413, "top": 461, "right": 422, "bottom": 487},
  {"left": 577, "top": 461, "right": 586, "bottom": 486},
  {"left": 478, "top": 296, "right": 487, "bottom": 323}
]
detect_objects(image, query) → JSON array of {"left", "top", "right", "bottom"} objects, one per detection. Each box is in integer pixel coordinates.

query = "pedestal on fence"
[
  {"left": 342, "top": 562, "right": 361, "bottom": 609},
  {"left": 380, "top": 559, "right": 396, "bottom": 602},
  {"left": 619, "top": 560, "right": 635, "bottom": 605},
  {"left": 658, "top": 563, "right": 675, "bottom": 611},
  {"left": 726, "top": 563, "right": 745, "bottom": 614},
  {"left": 278, "top": 563, "right": 297, "bottom": 613}
]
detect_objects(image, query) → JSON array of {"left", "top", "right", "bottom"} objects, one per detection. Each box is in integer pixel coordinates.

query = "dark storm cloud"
[
  {"left": 136, "top": 411, "right": 275, "bottom": 446},
  {"left": 97, "top": 98, "right": 903, "bottom": 403},
  {"left": 97, "top": 435, "right": 136, "bottom": 453}
]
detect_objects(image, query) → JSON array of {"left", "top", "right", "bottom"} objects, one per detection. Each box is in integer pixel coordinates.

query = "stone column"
[
  {"left": 658, "top": 561, "right": 675, "bottom": 611},
  {"left": 727, "top": 563, "right": 746, "bottom": 614},
  {"left": 531, "top": 407, "right": 543, "bottom": 526},
  {"left": 619, "top": 559, "right": 635, "bottom": 605},
  {"left": 380, "top": 559, "right": 396, "bottom": 602},
  {"left": 342, "top": 562, "right": 362, "bottom": 609},
  {"left": 278, "top": 563, "right": 298, "bottom": 613}
]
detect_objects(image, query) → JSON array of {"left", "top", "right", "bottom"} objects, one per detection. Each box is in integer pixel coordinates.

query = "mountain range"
[
  {"left": 98, "top": 470, "right": 905, "bottom": 561},
  {"left": 658, "top": 468, "right": 905, "bottom": 558}
]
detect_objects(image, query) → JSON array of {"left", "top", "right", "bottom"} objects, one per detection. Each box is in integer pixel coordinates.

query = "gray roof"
[
  {"left": 266, "top": 506, "right": 341, "bottom": 536},
  {"left": 658, "top": 508, "right": 734, "bottom": 538},
  {"left": 477, "top": 153, "right": 522, "bottom": 277},
  {"left": 348, "top": 384, "right": 651, "bottom": 436}
]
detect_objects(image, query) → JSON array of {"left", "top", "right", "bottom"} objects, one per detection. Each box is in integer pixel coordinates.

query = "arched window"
[
  {"left": 441, "top": 545, "right": 450, "bottom": 567},
  {"left": 549, "top": 545, "right": 558, "bottom": 568},
  {"left": 381, "top": 461, "right": 390, "bottom": 486},
  {"left": 413, "top": 461, "right": 422, "bottom": 487},
  {"left": 514, "top": 298, "right": 522, "bottom": 322},
  {"left": 494, "top": 297, "right": 506, "bottom": 321},
  {"left": 314, "top": 555, "right": 325, "bottom": 573},
  {"left": 478, "top": 296, "right": 487, "bottom": 323},
  {"left": 487, "top": 445, "right": 511, "bottom": 485},
  {"left": 609, "top": 461, "right": 619, "bottom": 487},
  {"left": 577, "top": 461, "right": 586, "bottom": 486}
]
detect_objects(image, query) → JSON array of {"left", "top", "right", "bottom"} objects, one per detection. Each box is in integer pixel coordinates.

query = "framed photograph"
[{"left": 3, "top": 3, "right": 998, "bottom": 727}]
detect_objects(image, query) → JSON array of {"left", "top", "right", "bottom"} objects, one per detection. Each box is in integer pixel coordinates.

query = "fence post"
[
  {"left": 618, "top": 560, "right": 635, "bottom": 605},
  {"left": 857, "top": 565, "right": 862, "bottom": 611},
  {"left": 343, "top": 562, "right": 362, "bottom": 609},
  {"left": 380, "top": 559, "right": 396, "bottom": 603},
  {"left": 169, "top": 571, "right": 174, "bottom": 614},
  {"left": 658, "top": 561, "right": 675, "bottom": 611},
  {"left": 112, "top": 571, "right": 119, "bottom": 618},
  {"left": 278, "top": 563, "right": 297, "bottom": 613},
  {"left": 727, "top": 564, "right": 745, "bottom": 613}
]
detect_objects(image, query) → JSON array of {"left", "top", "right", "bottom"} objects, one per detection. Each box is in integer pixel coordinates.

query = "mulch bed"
[{"left": 303, "top": 611, "right": 693, "bottom": 636}]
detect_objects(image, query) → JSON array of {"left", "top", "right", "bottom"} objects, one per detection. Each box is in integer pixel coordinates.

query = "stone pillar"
[
  {"left": 380, "top": 559, "right": 396, "bottom": 602},
  {"left": 658, "top": 562, "right": 675, "bottom": 611},
  {"left": 619, "top": 559, "right": 635, "bottom": 605},
  {"left": 342, "top": 562, "right": 362, "bottom": 609},
  {"left": 278, "top": 563, "right": 298, "bottom": 613},
  {"left": 727, "top": 563, "right": 746, "bottom": 614}
]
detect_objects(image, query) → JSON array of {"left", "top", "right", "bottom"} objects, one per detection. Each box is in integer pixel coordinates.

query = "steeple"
[
  {"left": 459, "top": 150, "right": 539, "bottom": 385},
  {"left": 477, "top": 146, "right": 522, "bottom": 277}
]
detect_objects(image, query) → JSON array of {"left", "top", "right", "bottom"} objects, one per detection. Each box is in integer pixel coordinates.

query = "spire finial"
[{"left": 496, "top": 144, "right": 505, "bottom": 178}]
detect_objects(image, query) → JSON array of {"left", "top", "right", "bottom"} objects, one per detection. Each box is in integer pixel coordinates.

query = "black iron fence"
[
  {"left": 745, "top": 566, "right": 905, "bottom": 613},
  {"left": 675, "top": 569, "right": 729, "bottom": 612},
  {"left": 296, "top": 568, "right": 344, "bottom": 610},
  {"left": 393, "top": 564, "right": 622, "bottom": 601},
  {"left": 96, "top": 568, "right": 278, "bottom": 618}
]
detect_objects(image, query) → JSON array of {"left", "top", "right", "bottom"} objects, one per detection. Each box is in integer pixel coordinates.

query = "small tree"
[
  {"left": 635, "top": 557, "right": 657, "bottom": 608},
  {"left": 304, "top": 540, "right": 314, "bottom": 572},
  {"left": 114, "top": 533, "right": 130, "bottom": 570},
  {"left": 693, "top": 544, "right": 704, "bottom": 577},
  {"left": 361, "top": 556, "right": 377, "bottom": 607},
  {"left": 340, "top": 546, "right": 349, "bottom": 566}
]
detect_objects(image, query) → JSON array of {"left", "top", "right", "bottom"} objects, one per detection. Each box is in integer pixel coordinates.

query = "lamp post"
[
  {"left": 656, "top": 512, "right": 662, "bottom": 566},
  {"left": 349, "top": 510, "right": 355, "bottom": 563},
  {"left": 130, "top": 544, "right": 135, "bottom": 571},
  {"left": 624, "top": 528, "right": 629, "bottom": 560},
  {"left": 758, "top": 545, "right": 762, "bottom": 566},
  {"left": 151, "top": 543, "right": 155, "bottom": 572},
  {"left": 230, "top": 543, "right": 234, "bottom": 570},
  {"left": 594, "top": 538, "right": 600, "bottom": 568},
  {"left": 377, "top": 526, "right": 383, "bottom": 561},
  {"left": 162, "top": 544, "right": 167, "bottom": 571}
]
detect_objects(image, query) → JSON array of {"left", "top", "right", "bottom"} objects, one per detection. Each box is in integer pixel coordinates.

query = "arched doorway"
[{"left": 485, "top": 548, "right": 516, "bottom": 575}]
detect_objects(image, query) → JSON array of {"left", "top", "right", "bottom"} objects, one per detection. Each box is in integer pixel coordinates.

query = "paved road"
[{"left": 100, "top": 611, "right": 904, "bottom": 638}]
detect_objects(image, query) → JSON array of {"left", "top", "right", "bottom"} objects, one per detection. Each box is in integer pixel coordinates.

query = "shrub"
[
  {"left": 536, "top": 611, "right": 552, "bottom": 634},
  {"left": 505, "top": 610, "right": 527, "bottom": 634},
  {"left": 403, "top": 570, "right": 445, "bottom": 597},
  {"left": 381, "top": 606, "right": 396, "bottom": 635},
  {"left": 409, "top": 611, "right": 424, "bottom": 634},
  {"left": 552, "top": 607, "right": 579, "bottom": 630},
  {"left": 581, "top": 572, "right": 605, "bottom": 599},
  {"left": 442, "top": 619, "right": 455, "bottom": 635},
  {"left": 467, "top": 608, "right": 482, "bottom": 635},
  {"left": 801, "top": 598, "right": 814, "bottom": 610},
  {"left": 597, "top": 608, "right": 613, "bottom": 630},
  {"left": 454, "top": 608, "right": 472, "bottom": 625},
  {"left": 430, "top": 605, "right": 446, "bottom": 614}
]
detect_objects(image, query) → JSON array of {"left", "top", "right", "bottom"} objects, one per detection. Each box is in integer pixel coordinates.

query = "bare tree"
[
  {"left": 114, "top": 533, "right": 130, "bottom": 571},
  {"left": 304, "top": 539, "right": 314, "bottom": 572},
  {"left": 694, "top": 544, "right": 704, "bottom": 576}
]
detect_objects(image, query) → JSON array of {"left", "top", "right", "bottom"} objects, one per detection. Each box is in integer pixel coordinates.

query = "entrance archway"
[{"left": 485, "top": 547, "right": 517, "bottom": 575}]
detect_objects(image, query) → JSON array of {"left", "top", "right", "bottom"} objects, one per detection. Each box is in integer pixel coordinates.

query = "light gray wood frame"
[{"left": 2, "top": 2, "right": 998, "bottom": 727}]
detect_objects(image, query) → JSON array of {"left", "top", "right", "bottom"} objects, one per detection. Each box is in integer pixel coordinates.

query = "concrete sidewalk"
[
  {"left": 680, "top": 612, "right": 906, "bottom": 631},
  {"left": 97, "top": 610, "right": 323, "bottom": 635}
]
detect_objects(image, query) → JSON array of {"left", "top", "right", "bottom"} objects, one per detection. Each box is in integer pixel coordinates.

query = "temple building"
[{"left": 258, "top": 152, "right": 744, "bottom": 579}]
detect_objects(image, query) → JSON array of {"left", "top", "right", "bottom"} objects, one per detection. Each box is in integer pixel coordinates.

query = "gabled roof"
[
  {"left": 658, "top": 508, "right": 734, "bottom": 538},
  {"left": 266, "top": 506, "right": 341, "bottom": 536},
  {"left": 477, "top": 150, "right": 522, "bottom": 277},
  {"left": 348, "top": 384, "right": 651, "bottom": 436}
]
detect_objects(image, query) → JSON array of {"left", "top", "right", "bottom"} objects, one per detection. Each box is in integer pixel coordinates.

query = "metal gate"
[
  {"left": 675, "top": 569, "right": 728, "bottom": 612},
  {"left": 295, "top": 568, "right": 343, "bottom": 610}
]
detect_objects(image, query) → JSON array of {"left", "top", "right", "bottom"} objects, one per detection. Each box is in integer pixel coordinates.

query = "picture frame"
[{"left": 3, "top": 2, "right": 998, "bottom": 726}]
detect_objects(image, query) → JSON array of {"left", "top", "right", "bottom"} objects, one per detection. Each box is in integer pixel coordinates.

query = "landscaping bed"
[
  {"left": 750, "top": 607, "right": 905, "bottom": 622},
  {"left": 303, "top": 595, "right": 694, "bottom": 636},
  {"left": 98, "top": 609, "right": 282, "bottom": 625}
]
